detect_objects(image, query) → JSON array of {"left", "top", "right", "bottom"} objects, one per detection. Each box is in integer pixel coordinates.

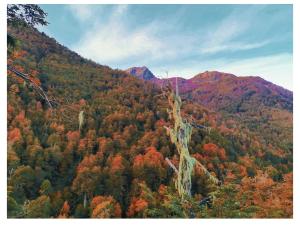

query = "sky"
[{"left": 38, "top": 4, "right": 293, "bottom": 90}]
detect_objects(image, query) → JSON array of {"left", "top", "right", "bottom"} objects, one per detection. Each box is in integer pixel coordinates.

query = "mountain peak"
[
  {"left": 125, "top": 66, "right": 156, "bottom": 80},
  {"left": 193, "top": 71, "right": 236, "bottom": 81}
]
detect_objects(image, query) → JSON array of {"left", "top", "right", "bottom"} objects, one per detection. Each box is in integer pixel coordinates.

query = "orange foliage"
[
  {"left": 144, "top": 147, "right": 164, "bottom": 167},
  {"left": 90, "top": 195, "right": 121, "bottom": 218},
  {"left": 58, "top": 201, "right": 70, "bottom": 218},
  {"left": 15, "top": 111, "right": 26, "bottom": 123},
  {"left": 127, "top": 197, "right": 148, "bottom": 217},
  {"left": 50, "top": 122, "right": 64, "bottom": 134},
  {"left": 238, "top": 171, "right": 292, "bottom": 217},
  {"left": 110, "top": 154, "right": 125, "bottom": 173},
  {"left": 8, "top": 104, "right": 14, "bottom": 114},
  {"left": 11, "top": 50, "right": 27, "bottom": 60},
  {"left": 218, "top": 148, "right": 226, "bottom": 160},
  {"left": 8, "top": 128, "right": 21, "bottom": 143},
  {"left": 66, "top": 131, "right": 80, "bottom": 142},
  {"left": 133, "top": 147, "right": 165, "bottom": 172},
  {"left": 203, "top": 143, "right": 218, "bottom": 156},
  {"left": 97, "top": 137, "right": 113, "bottom": 154},
  {"left": 78, "top": 138, "right": 87, "bottom": 152},
  {"left": 158, "top": 184, "right": 167, "bottom": 196},
  {"left": 203, "top": 143, "right": 227, "bottom": 160},
  {"left": 238, "top": 165, "right": 247, "bottom": 177},
  {"left": 76, "top": 154, "right": 99, "bottom": 173},
  {"left": 193, "top": 153, "right": 204, "bottom": 162}
]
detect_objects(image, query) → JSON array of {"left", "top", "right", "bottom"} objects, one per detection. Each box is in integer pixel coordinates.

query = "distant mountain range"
[{"left": 125, "top": 66, "right": 293, "bottom": 113}]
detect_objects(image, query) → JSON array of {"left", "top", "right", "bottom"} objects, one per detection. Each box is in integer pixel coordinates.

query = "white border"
[{"left": 1, "top": 0, "right": 299, "bottom": 225}]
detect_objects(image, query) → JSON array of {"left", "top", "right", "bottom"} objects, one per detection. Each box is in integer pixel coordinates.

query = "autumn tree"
[
  {"left": 132, "top": 147, "right": 166, "bottom": 190},
  {"left": 72, "top": 154, "right": 102, "bottom": 208},
  {"left": 90, "top": 195, "right": 122, "bottom": 218},
  {"left": 103, "top": 154, "right": 129, "bottom": 209},
  {"left": 58, "top": 201, "right": 70, "bottom": 218}
]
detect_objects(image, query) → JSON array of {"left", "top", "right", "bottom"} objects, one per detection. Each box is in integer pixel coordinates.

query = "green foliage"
[
  {"left": 23, "top": 195, "right": 51, "bottom": 218},
  {"left": 246, "top": 167, "right": 256, "bottom": 178},
  {"left": 7, "top": 4, "right": 48, "bottom": 27},
  {"left": 39, "top": 179, "right": 53, "bottom": 195},
  {"left": 205, "top": 184, "right": 259, "bottom": 218}
]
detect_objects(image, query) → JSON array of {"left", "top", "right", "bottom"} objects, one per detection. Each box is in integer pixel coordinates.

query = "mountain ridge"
[{"left": 125, "top": 66, "right": 292, "bottom": 112}]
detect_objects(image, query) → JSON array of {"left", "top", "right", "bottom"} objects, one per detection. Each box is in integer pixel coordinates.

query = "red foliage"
[
  {"left": 79, "top": 99, "right": 86, "bottom": 106},
  {"left": 155, "top": 119, "right": 166, "bottom": 127},
  {"left": 218, "top": 148, "right": 227, "bottom": 160},
  {"left": 133, "top": 154, "right": 144, "bottom": 168},
  {"left": 203, "top": 143, "right": 218, "bottom": 156},
  {"left": 66, "top": 131, "right": 80, "bottom": 142},
  {"left": 133, "top": 147, "right": 165, "bottom": 169}
]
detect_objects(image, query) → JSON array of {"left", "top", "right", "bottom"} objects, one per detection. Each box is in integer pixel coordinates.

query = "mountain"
[
  {"left": 126, "top": 68, "right": 292, "bottom": 113},
  {"left": 125, "top": 66, "right": 156, "bottom": 80},
  {"left": 7, "top": 24, "right": 293, "bottom": 218}
]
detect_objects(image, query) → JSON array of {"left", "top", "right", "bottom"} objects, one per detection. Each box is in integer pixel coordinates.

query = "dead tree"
[{"left": 164, "top": 79, "right": 219, "bottom": 200}]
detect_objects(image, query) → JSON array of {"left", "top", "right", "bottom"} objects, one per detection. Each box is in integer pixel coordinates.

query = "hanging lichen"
[
  {"left": 164, "top": 85, "right": 219, "bottom": 200},
  {"left": 78, "top": 110, "right": 84, "bottom": 131}
]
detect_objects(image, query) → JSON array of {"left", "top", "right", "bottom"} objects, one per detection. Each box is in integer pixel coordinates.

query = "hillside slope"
[{"left": 7, "top": 25, "right": 293, "bottom": 218}]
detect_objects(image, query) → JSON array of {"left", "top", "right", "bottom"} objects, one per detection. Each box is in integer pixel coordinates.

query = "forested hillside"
[{"left": 7, "top": 22, "right": 292, "bottom": 218}]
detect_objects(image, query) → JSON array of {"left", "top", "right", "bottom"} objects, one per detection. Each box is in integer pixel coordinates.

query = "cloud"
[
  {"left": 71, "top": 5, "right": 184, "bottom": 66},
  {"left": 70, "top": 5, "right": 274, "bottom": 65},
  {"left": 200, "top": 40, "right": 271, "bottom": 54},
  {"left": 68, "top": 5, "right": 99, "bottom": 22},
  {"left": 198, "top": 6, "right": 271, "bottom": 54}
]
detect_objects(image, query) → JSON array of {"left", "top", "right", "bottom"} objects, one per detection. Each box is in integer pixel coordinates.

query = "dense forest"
[{"left": 7, "top": 5, "right": 292, "bottom": 218}]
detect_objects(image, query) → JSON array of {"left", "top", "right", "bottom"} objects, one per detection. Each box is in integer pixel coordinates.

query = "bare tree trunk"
[{"left": 164, "top": 84, "right": 219, "bottom": 200}]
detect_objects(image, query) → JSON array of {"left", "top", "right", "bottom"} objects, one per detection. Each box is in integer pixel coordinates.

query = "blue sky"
[{"left": 38, "top": 4, "right": 293, "bottom": 90}]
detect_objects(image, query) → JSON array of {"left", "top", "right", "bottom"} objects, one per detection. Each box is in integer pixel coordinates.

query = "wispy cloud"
[
  {"left": 70, "top": 5, "right": 276, "bottom": 66},
  {"left": 200, "top": 40, "right": 271, "bottom": 54},
  {"left": 71, "top": 5, "right": 164, "bottom": 64},
  {"left": 198, "top": 6, "right": 271, "bottom": 54},
  {"left": 68, "top": 5, "right": 98, "bottom": 22}
]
